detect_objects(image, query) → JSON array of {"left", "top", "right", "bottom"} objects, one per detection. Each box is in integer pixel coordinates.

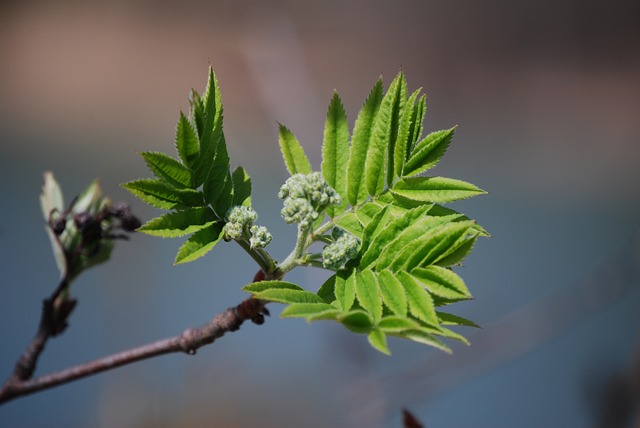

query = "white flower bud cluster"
[
  {"left": 322, "top": 228, "right": 360, "bottom": 269},
  {"left": 223, "top": 206, "right": 272, "bottom": 248},
  {"left": 278, "top": 172, "right": 341, "bottom": 229},
  {"left": 249, "top": 225, "right": 272, "bottom": 249}
]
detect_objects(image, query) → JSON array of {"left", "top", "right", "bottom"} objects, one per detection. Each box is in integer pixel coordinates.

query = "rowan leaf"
[
  {"left": 365, "top": 72, "right": 406, "bottom": 195},
  {"left": 394, "top": 88, "right": 420, "bottom": 179},
  {"left": 377, "top": 270, "right": 407, "bottom": 316},
  {"left": 175, "top": 112, "right": 200, "bottom": 169},
  {"left": 140, "top": 151, "right": 192, "bottom": 188},
  {"left": 391, "top": 176, "right": 486, "bottom": 203},
  {"left": 231, "top": 166, "right": 252, "bottom": 208},
  {"left": 403, "top": 128, "right": 456, "bottom": 177},
  {"left": 398, "top": 271, "right": 438, "bottom": 326},
  {"left": 368, "top": 329, "right": 390, "bottom": 355},
  {"left": 279, "top": 123, "right": 312, "bottom": 175},
  {"left": 138, "top": 207, "right": 217, "bottom": 237},
  {"left": 174, "top": 221, "right": 224, "bottom": 264},
  {"left": 410, "top": 266, "right": 472, "bottom": 301},
  {"left": 122, "top": 178, "right": 203, "bottom": 209},
  {"left": 322, "top": 92, "right": 349, "bottom": 217},
  {"left": 347, "top": 78, "right": 383, "bottom": 205},
  {"left": 355, "top": 270, "right": 382, "bottom": 323},
  {"left": 281, "top": 303, "right": 340, "bottom": 321}
]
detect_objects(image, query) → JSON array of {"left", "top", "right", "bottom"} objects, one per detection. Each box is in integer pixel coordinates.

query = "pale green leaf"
[
  {"left": 140, "top": 151, "right": 192, "bottom": 188},
  {"left": 394, "top": 329, "right": 451, "bottom": 353},
  {"left": 401, "top": 221, "right": 475, "bottom": 271},
  {"left": 347, "top": 78, "right": 383, "bottom": 205},
  {"left": 435, "top": 234, "right": 478, "bottom": 267},
  {"left": 338, "top": 310, "right": 374, "bottom": 334},
  {"left": 254, "top": 288, "right": 325, "bottom": 305},
  {"left": 428, "top": 204, "right": 490, "bottom": 237},
  {"left": 355, "top": 270, "right": 382, "bottom": 323},
  {"left": 398, "top": 271, "right": 438, "bottom": 326},
  {"left": 211, "top": 169, "right": 234, "bottom": 218},
  {"left": 435, "top": 326, "right": 470, "bottom": 345},
  {"left": 377, "top": 270, "right": 408, "bottom": 316},
  {"left": 280, "top": 303, "right": 340, "bottom": 321},
  {"left": 138, "top": 207, "right": 217, "bottom": 237},
  {"left": 174, "top": 221, "right": 224, "bottom": 264},
  {"left": 365, "top": 72, "right": 406, "bottom": 196},
  {"left": 243, "top": 280, "right": 303, "bottom": 293},
  {"left": 410, "top": 266, "right": 472, "bottom": 301},
  {"left": 360, "top": 204, "right": 431, "bottom": 268},
  {"left": 359, "top": 206, "right": 394, "bottom": 258},
  {"left": 391, "top": 176, "right": 486, "bottom": 203},
  {"left": 368, "top": 329, "right": 391, "bottom": 355},
  {"left": 354, "top": 202, "right": 384, "bottom": 227},
  {"left": 322, "top": 92, "right": 350, "bottom": 217},
  {"left": 403, "top": 128, "right": 456, "bottom": 177},
  {"left": 437, "top": 311, "right": 480, "bottom": 328},
  {"left": 333, "top": 212, "right": 364, "bottom": 240},
  {"left": 334, "top": 269, "right": 355, "bottom": 311},
  {"left": 375, "top": 213, "right": 463, "bottom": 271},
  {"left": 394, "top": 88, "right": 420, "bottom": 179},
  {"left": 122, "top": 179, "right": 204, "bottom": 209},
  {"left": 408, "top": 94, "right": 426, "bottom": 154},
  {"left": 378, "top": 316, "right": 421, "bottom": 332},
  {"left": 279, "top": 123, "right": 312, "bottom": 175}
]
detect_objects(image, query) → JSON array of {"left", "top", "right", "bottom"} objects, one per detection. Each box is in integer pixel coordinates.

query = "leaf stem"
[{"left": 235, "top": 239, "right": 278, "bottom": 278}]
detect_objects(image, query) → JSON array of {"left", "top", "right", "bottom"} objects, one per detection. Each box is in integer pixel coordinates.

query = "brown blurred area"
[
  {"left": 1, "top": 0, "right": 639, "bottom": 197},
  {"left": 1, "top": 1, "right": 639, "bottom": 427}
]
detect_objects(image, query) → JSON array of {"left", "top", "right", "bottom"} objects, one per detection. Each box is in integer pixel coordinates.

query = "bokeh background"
[{"left": 1, "top": 1, "right": 639, "bottom": 427}]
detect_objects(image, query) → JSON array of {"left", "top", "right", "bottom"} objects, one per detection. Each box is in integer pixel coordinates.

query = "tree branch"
[{"left": 0, "top": 297, "right": 267, "bottom": 405}]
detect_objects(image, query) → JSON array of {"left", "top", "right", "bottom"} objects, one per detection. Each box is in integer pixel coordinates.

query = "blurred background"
[{"left": 1, "top": 1, "right": 639, "bottom": 427}]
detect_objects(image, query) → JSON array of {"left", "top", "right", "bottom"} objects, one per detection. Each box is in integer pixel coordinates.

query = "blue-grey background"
[{"left": 1, "top": 1, "right": 639, "bottom": 427}]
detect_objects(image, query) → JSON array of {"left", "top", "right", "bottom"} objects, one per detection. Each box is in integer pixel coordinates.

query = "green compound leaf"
[
  {"left": 138, "top": 207, "right": 218, "bottom": 237},
  {"left": 355, "top": 270, "right": 383, "bottom": 323},
  {"left": 231, "top": 166, "right": 252, "bottom": 208},
  {"left": 391, "top": 176, "right": 486, "bottom": 203},
  {"left": 174, "top": 221, "right": 224, "bottom": 264},
  {"left": 394, "top": 88, "right": 420, "bottom": 179},
  {"left": 368, "top": 329, "right": 390, "bottom": 355},
  {"left": 366, "top": 72, "right": 406, "bottom": 196},
  {"left": 398, "top": 271, "right": 438, "bottom": 326},
  {"left": 377, "top": 270, "right": 408, "bottom": 317},
  {"left": 280, "top": 303, "right": 340, "bottom": 321},
  {"left": 140, "top": 151, "right": 192, "bottom": 189},
  {"left": 122, "top": 178, "right": 204, "bottom": 209},
  {"left": 322, "top": 92, "right": 350, "bottom": 217},
  {"left": 279, "top": 123, "right": 312, "bottom": 176},
  {"left": 409, "top": 266, "right": 472, "bottom": 301},
  {"left": 359, "top": 206, "right": 394, "bottom": 258},
  {"left": 175, "top": 112, "right": 200, "bottom": 169},
  {"left": 403, "top": 128, "right": 456, "bottom": 177},
  {"left": 347, "top": 78, "right": 383, "bottom": 205}
]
